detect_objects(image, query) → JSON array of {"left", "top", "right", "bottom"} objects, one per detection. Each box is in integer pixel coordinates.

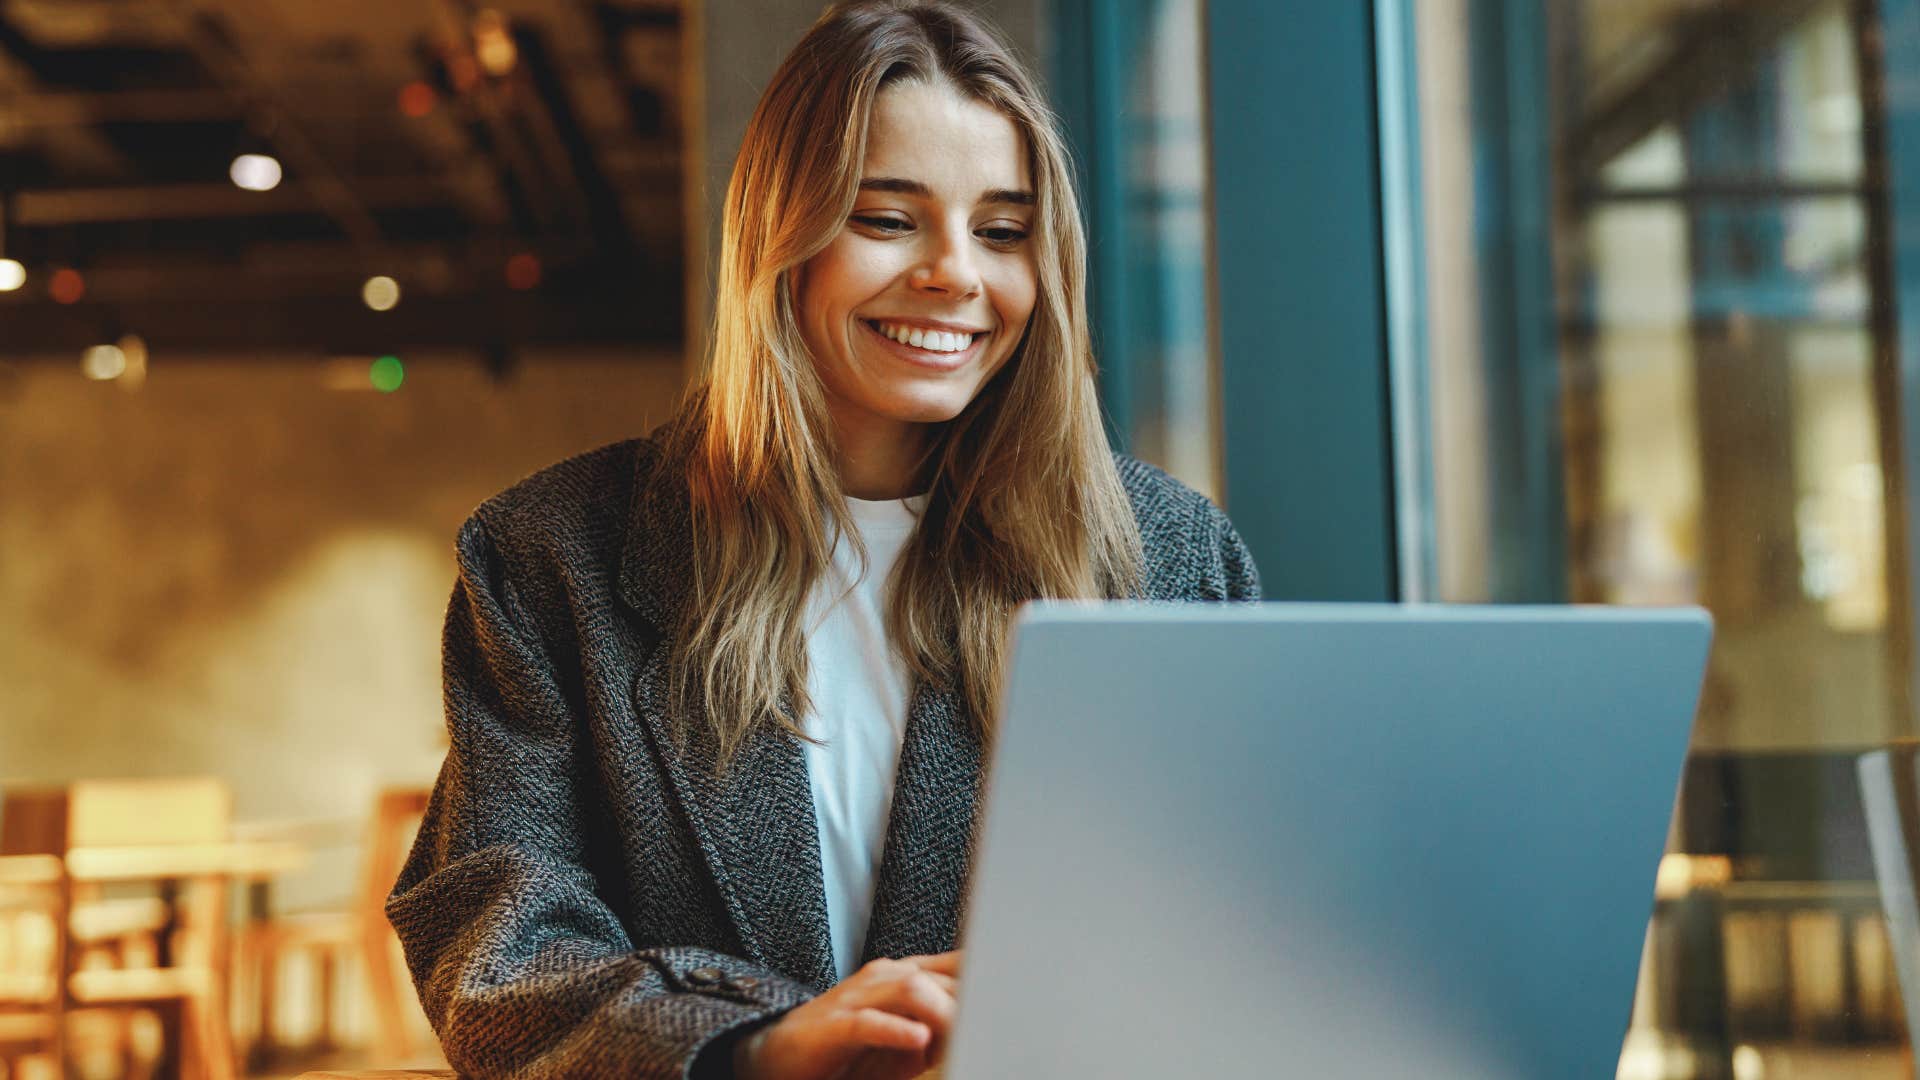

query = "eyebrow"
[{"left": 858, "top": 176, "right": 1035, "bottom": 206}]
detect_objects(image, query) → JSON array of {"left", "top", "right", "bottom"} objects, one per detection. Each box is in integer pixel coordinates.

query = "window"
[{"left": 1411, "top": 1, "right": 1920, "bottom": 1072}]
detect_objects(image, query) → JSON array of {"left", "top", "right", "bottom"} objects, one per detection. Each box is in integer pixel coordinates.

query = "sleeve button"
[
  {"left": 687, "top": 966, "right": 723, "bottom": 985},
  {"left": 730, "top": 976, "right": 760, "bottom": 991}
]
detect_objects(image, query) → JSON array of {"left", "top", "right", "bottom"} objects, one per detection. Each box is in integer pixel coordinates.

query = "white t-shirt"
[{"left": 802, "top": 493, "right": 926, "bottom": 981}]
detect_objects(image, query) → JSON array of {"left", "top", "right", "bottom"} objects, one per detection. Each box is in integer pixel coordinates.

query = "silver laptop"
[{"left": 947, "top": 602, "right": 1711, "bottom": 1079}]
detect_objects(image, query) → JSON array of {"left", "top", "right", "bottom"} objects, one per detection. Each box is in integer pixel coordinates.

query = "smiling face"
[{"left": 792, "top": 79, "right": 1039, "bottom": 481}]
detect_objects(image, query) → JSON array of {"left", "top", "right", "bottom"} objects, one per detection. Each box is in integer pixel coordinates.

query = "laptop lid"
[{"left": 947, "top": 602, "right": 1710, "bottom": 1079}]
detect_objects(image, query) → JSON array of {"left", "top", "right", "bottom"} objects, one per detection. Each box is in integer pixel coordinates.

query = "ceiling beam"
[
  {"left": 0, "top": 87, "right": 402, "bottom": 127},
  {"left": 161, "top": 3, "right": 388, "bottom": 252},
  {"left": 12, "top": 177, "right": 453, "bottom": 225},
  {"left": 8, "top": 159, "right": 672, "bottom": 228},
  {"left": 0, "top": 285, "right": 682, "bottom": 356}
]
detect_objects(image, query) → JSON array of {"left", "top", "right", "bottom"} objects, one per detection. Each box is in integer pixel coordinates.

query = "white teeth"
[{"left": 873, "top": 321, "right": 975, "bottom": 353}]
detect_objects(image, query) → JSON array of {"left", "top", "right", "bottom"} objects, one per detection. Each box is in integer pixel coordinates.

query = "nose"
[{"left": 910, "top": 220, "right": 983, "bottom": 298}]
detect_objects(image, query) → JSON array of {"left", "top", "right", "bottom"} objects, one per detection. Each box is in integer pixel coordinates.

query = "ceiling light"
[
  {"left": 473, "top": 11, "right": 518, "bottom": 76},
  {"left": 399, "top": 81, "right": 437, "bottom": 118},
  {"left": 362, "top": 275, "right": 401, "bottom": 312},
  {"left": 505, "top": 252, "right": 542, "bottom": 291},
  {"left": 82, "top": 344, "right": 127, "bottom": 381},
  {"left": 117, "top": 334, "right": 149, "bottom": 390},
  {"left": 230, "top": 153, "right": 283, "bottom": 192},
  {"left": 49, "top": 268, "right": 84, "bottom": 304}
]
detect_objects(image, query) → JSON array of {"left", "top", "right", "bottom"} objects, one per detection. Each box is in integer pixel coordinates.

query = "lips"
[
  {"left": 860, "top": 318, "right": 987, "bottom": 371},
  {"left": 865, "top": 317, "right": 990, "bottom": 337}
]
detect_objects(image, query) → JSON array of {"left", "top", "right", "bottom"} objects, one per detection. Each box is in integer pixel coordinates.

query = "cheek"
[
  {"left": 801, "top": 239, "right": 892, "bottom": 321},
  {"left": 993, "top": 261, "right": 1040, "bottom": 332},
  {"left": 794, "top": 254, "right": 836, "bottom": 331}
]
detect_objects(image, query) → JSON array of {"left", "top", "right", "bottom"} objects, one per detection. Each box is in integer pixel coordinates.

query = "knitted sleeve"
[
  {"left": 1199, "top": 500, "right": 1264, "bottom": 601},
  {"left": 387, "top": 517, "right": 813, "bottom": 1079}
]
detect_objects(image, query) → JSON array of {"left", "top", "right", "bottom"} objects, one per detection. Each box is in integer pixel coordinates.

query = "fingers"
[
  {"left": 840, "top": 1007, "right": 932, "bottom": 1054},
  {"left": 874, "top": 970, "right": 957, "bottom": 1032},
  {"left": 900, "top": 951, "right": 961, "bottom": 976},
  {"left": 749, "top": 961, "right": 962, "bottom": 1080},
  {"left": 816, "top": 955, "right": 961, "bottom": 1073}
]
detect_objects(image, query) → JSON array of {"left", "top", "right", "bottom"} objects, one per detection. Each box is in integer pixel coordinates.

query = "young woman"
[{"left": 387, "top": 3, "right": 1261, "bottom": 1078}]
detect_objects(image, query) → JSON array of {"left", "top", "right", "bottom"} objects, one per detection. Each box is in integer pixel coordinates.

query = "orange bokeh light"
[
  {"left": 398, "top": 81, "right": 437, "bottom": 118},
  {"left": 447, "top": 55, "right": 480, "bottom": 93},
  {"left": 49, "top": 268, "right": 85, "bottom": 305},
  {"left": 505, "top": 253, "right": 542, "bottom": 291}
]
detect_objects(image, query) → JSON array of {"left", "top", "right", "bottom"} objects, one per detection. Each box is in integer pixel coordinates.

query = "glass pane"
[
  {"left": 1116, "top": 0, "right": 1217, "bottom": 498},
  {"left": 1415, "top": 0, "right": 1918, "bottom": 1074},
  {"left": 1056, "top": 0, "right": 1220, "bottom": 499}
]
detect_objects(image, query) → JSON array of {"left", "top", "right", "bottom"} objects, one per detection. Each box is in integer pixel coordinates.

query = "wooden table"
[
  {"left": 67, "top": 839, "right": 309, "bottom": 1080},
  {"left": 64, "top": 839, "right": 308, "bottom": 884},
  {"left": 295, "top": 1072, "right": 454, "bottom": 1079}
]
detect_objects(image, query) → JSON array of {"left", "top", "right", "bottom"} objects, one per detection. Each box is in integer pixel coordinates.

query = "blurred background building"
[{"left": 4, "top": 0, "right": 1920, "bottom": 1077}]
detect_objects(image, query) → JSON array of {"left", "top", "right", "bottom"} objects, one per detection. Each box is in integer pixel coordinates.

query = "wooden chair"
[
  {"left": 240, "top": 786, "right": 432, "bottom": 1067},
  {"left": 0, "top": 854, "right": 66, "bottom": 1078},
  {"left": 1, "top": 778, "right": 239, "bottom": 1080}
]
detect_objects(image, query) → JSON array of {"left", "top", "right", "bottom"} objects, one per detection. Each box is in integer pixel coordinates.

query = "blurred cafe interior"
[{"left": 4, "top": 0, "right": 1920, "bottom": 1077}]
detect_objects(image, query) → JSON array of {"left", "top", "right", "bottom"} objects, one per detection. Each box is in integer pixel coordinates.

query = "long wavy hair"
[{"left": 663, "top": 0, "right": 1143, "bottom": 768}]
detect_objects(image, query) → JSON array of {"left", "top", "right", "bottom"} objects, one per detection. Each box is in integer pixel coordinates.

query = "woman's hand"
[{"left": 734, "top": 951, "right": 962, "bottom": 1080}]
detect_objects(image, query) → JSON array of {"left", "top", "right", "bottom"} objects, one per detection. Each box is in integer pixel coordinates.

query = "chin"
[
  {"left": 896, "top": 403, "right": 978, "bottom": 426},
  {"left": 869, "top": 385, "right": 982, "bottom": 424}
]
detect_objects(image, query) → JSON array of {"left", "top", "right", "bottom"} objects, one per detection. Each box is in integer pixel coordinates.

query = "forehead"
[{"left": 862, "top": 80, "right": 1031, "bottom": 196}]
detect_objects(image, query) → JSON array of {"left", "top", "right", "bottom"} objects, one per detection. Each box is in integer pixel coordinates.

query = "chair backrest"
[
  {"left": 1, "top": 779, "right": 230, "bottom": 855},
  {"left": 0, "top": 791, "right": 69, "bottom": 857},
  {"left": 68, "top": 779, "right": 229, "bottom": 848},
  {"left": 0, "top": 781, "right": 237, "bottom": 1077},
  {"left": 0, "top": 855, "right": 65, "bottom": 1004},
  {"left": 1856, "top": 743, "right": 1920, "bottom": 1080},
  {"left": 355, "top": 788, "right": 429, "bottom": 921}
]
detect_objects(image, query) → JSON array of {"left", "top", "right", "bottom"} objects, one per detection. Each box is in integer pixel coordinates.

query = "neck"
[{"left": 830, "top": 405, "right": 931, "bottom": 500}]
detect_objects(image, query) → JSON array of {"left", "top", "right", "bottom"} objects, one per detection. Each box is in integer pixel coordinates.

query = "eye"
[
  {"left": 852, "top": 215, "right": 910, "bottom": 234},
  {"left": 978, "top": 225, "right": 1029, "bottom": 247}
]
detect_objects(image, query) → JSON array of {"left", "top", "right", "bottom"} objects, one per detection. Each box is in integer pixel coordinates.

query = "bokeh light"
[
  {"left": 362, "top": 275, "right": 401, "bottom": 312},
  {"left": 370, "top": 354, "right": 406, "bottom": 393},
  {"left": 505, "top": 253, "right": 542, "bottom": 291},
  {"left": 82, "top": 344, "right": 127, "bottom": 381},
  {"left": 49, "top": 268, "right": 85, "bottom": 305},
  {"left": 229, "top": 153, "right": 284, "bottom": 192},
  {"left": 117, "top": 334, "right": 149, "bottom": 390},
  {"left": 447, "top": 55, "right": 481, "bottom": 92},
  {"left": 398, "top": 81, "right": 437, "bottom": 118},
  {"left": 0, "top": 259, "right": 24, "bottom": 292},
  {"left": 473, "top": 11, "right": 518, "bottom": 76}
]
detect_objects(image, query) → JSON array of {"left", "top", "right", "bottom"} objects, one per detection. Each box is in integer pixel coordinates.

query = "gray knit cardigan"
[{"left": 387, "top": 428, "right": 1263, "bottom": 1079}]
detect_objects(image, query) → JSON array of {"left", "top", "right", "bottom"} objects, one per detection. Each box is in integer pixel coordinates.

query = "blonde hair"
[{"left": 665, "top": 0, "right": 1143, "bottom": 768}]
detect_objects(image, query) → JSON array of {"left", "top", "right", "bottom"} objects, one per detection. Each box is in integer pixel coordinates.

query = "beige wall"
[
  {"left": 0, "top": 351, "right": 685, "bottom": 902},
  {"left": 2, "top": 0, "right": 1049, "bottom": 905}
]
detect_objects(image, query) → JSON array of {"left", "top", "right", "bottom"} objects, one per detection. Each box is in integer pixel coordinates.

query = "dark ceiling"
[{"left": 0, "top": 0, "right": 685, "bottom": 361}]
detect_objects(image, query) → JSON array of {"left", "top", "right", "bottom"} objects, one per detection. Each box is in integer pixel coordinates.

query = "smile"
[{"left": 861, "top": 319, "right": 988, "bottom": 371}]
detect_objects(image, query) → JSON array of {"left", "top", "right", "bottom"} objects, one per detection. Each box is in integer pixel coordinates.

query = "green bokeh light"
[{"left": 370, "top": 354, "right": 405, "bottom": 393}]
